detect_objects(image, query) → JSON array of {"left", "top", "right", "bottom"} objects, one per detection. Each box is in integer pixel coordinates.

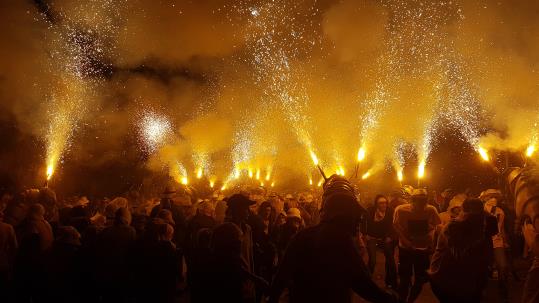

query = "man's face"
[
  {"left": 450, "top": 206, "right": 462, "bottom": 217},
  {"left": 376, "top": 198, "right": 388, "bottom": 212}
]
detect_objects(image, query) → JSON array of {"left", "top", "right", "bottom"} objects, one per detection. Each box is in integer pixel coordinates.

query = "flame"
[
  {"left": 417, "top": 161, "right": 426, "bottom": 179},
  {"left": 209, "top": 180, "right": 215, "bottom": 188},
  {"left": 317, "top": 178, "right": 324, "bottom": 187},
  {"left": 397, "top": 169, "right": 403, "bottom": 182},
  {"left": 248, "top": 169, "right": 253, "bottom": 178},
  {"left": 362, "top": 171, "right": 371, "bottom": 180},
  {"left": 337, "top": 166, "right": 345, "bottom": 176},
  {"left": 260, "top": 181, "right": 264, "bottom": 186},
  {"left": 271, "top": 181, "right": 275, "bottom": 187},
  {"left": 526, "top": 145, "right": 536, "bottom": 158},
  {"left": 265, "top": 170, "right": 271, "bottom": 181},
  {"left": 46, "top": 164, "right": 54, "bottom": 181},
  {"left": 255, "top": 169, "right": 260, "bottom": 180},
  {"left": 310, "top": 150, "right": 319, "bottom": 166},
  {"left": 309, "top": 178, "right": 313, "bottom": 185},
  {"left": 478, "top": 147, "right": 490, "bottom": 161},
  {"left": 196, "top": 168, "right": 203, "bottom": 179},
  {"left": 357, "top": 147, "right": 366, "bottom": 162},
  {"left": 234, "top": 168, "right": 241, "bottom": 179},
  {"left": 180, "top": 177, "right": 189, "bottom": 185},
  {"left": 221, "top": 183, "right": 227, "bottom": 191}
]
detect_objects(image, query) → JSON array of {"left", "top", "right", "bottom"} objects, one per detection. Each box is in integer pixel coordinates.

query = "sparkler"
[
  {"left": 309, "top": 150, "right": 327, "bottom": 180},
  {"left": 196, "top": 168, "right": 203, "bottom": 179},
  {"left": 397, "top": 169, "right": 404, "bottom": 182},
  {"left": 354, "top": 146, "right": 366, "bottom": 178}
]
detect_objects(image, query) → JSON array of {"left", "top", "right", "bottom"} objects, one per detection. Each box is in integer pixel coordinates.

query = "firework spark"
[{"left": 138, "top": 110, "right": 172, "bottom": 154}]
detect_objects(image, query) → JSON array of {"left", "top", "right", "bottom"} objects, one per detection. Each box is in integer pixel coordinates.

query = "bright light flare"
[
  {"left": 255, "top": 169, "right": 260, "bottom": 180},
  {"left": 310, "top": 150, "right": 319, "bottom": 166},
  {"left": 526, "top": 145, "right": 536, "bottom": 158},
  {"left": 397, "top": 169, "right": 403, "bottom": 182},
  {"left": 46, "top": 164, "right": 54, "bottom": 181},
  {"left": 180, "top": 177, "right": 189, "bottom": 185},
  {"left": 196, "top": 168, "right": 203, "bottom": 179},
  {"left": 317, "top": 178, "right": 323, "bottom": 187},
  {"left": 271, "top": 181, "right": 275, "bottom": 187},
  {"left": 209, "top": 179, "right": 215, "bottom": 188},
  {"left": 248, "top": 169, "right": 254, "bottom": 178},
  {"left": 357, "top": 147, "right": 366, "bottom": 162},
  {"left": 417, "top": 161, "right": 426, "bottom": 179},
  {"left": 309, "top": 178, "right": 313, "bottom": 185},
  {"left": 361, "top": 171, "right": 371, "bottom": 180},
  {"left": 478, "top": 147, "right": 490, "bottom": 162}
]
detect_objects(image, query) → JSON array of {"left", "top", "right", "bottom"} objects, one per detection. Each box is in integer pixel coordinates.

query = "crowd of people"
[{"left": 0, "top": 175, "right": 537, "bottom": 303}]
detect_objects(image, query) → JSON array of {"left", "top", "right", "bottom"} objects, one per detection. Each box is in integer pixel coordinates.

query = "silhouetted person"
[
  {"left": 203, "top": 222, "right": 268, "bottom": 303},
  {"left": 43, "top": 226, "right": 82, "bottom": 303},
  {"left": 95, "top": 207, "right": 136, "bottom": 303},
  {"left": 365, "top": 194, "right": 397, "bottom": 289},
  {"left": 135, "top": 222, "right": 180, "bottom": 303},
  {"left": 429, "top": 199, "right": 498, "bottom": 303},
  {"left": 0, "top": 210, "right": 17, "bottom": 302},
  {"left": 14, "top": 203, "right": 53, "bottom": 303},
  {"left": 269, "top": 176, "right": 398, "bottom": 303},
  {"left": 226, "top": 194, "right": 256, "bottom": 273},
  {"left": 393, "top": 188, "right": 441, "bottom": 302}
]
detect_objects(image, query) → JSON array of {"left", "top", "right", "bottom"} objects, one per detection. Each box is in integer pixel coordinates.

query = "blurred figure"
[
  {"left": 95, "top": 207, "right": 136, "bottom": 303},
  {"left": 429, "top": 199, "right": 498, "bottom": 303},
  {"left": 269, "top": 176, "right": 398, "bottom": 303},
  {"left": 438, "top": 193, "right": 466, "bottom": 226},
  {"left": 522, "top": 218, "right": 539, "bottom": 303},
  {"left": 136, "top": 222, "right": 180, "bottom": 303},
  {"left": 275, "top": 208, "right": 304, "bottom": 259},
  {"left": 202, "top": 222, "right": 268, "bottom": 303},
  {"left": 226, "top": 194, "right": 256, "bottom": 273},
  {"left": 365, "top": 195, "right": 397, "bottom": 289},
  {"left": 480, "top": 189, "right": 509, "bottom": 302},
  {"left": 43, "top": 226, "right": 82, "bottom": 303},
  {"left": 14, "top": 203, "right": 54, "bottom": 302},
  {"left": 0, "top": 210, "right": 17, "bottom": 302},
  {"left": 393, "top": 188, "right": 441, "bottom": 303}
]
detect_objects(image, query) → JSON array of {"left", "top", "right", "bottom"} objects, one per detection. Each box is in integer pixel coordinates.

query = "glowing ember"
[{"left": 478, "top": 147, "right": 490, "bottom": 162}]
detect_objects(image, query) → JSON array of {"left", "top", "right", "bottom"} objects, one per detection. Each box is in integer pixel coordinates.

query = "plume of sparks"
[
  {"left": 527, "top": 145, "right": 536, "bottom": 158},
  {"left": 137, "top": 110, "right": 172, "bottom": 154}
]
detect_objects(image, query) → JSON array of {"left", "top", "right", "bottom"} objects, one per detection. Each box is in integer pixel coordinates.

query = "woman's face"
[{"left": 376, "top": 197, "right": 388, "bottom": 211}]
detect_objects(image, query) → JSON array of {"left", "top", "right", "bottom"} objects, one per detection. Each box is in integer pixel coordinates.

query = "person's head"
[
  {"left": 374, "top": 194, "right": 388, "bottom": 212},
  {"left": 286, "top": 208, "right": 302, "bottom": 229},
  {"left": 411, "top": 189, "right": 428, "bottom": 209},
  {"left": 159, "top": 223, "right": 174, "bottom": 242},
  {"left": 479, "top": 189, "right": 502, "bottom": 205},
  {"left": 321, "top": 175, "right": 362, "bottom": 235},
  {"left": 198, "top": 201, "right": 215, "bottom": 217},
  {"left": 462, "top": 198, "right": 485, "bottom": 216},
  {"left": 27, "top": 203, "right": 46, "bottom": 221},
  {"left": 55, "top": 226, "right": 81, "bottom": 246},
  {"left": 157, "top": 209, "right": 175, "bottom": 226},
  {"left": 448, "top": 193, "right": 467, "bottom": 218},
  {"left": 114, "top": 207, "right": 132, "bottom": 226},
  {"left": 212, "top": 222, "right": 243, "bottom": 257},
  {"left": 258, "top": 201, "right": 272, "bottom": 220},
  {"left": 226, "top": 194, "right": 255, "bottom": 223}
]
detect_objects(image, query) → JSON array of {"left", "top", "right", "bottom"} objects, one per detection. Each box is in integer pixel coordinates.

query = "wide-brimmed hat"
[{"left": 479, "top": 189, "right": 502, "bottom": 201}]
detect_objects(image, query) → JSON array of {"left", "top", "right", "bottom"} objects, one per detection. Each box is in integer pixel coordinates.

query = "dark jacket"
[{"left": 270, "top": 223, "right": 397, "bottom": 303}]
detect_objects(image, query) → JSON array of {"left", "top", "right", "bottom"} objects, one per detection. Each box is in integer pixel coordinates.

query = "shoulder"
[{"left": 394, "top": 204, "right": 411, "bottom": 213}]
